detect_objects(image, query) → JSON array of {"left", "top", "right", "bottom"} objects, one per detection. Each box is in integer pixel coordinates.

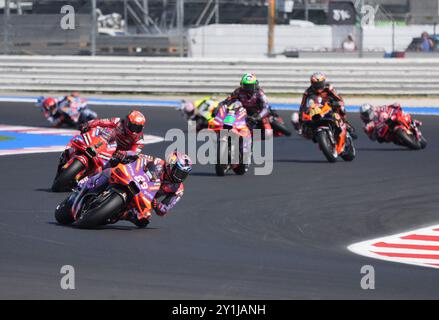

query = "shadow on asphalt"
[
  {"left": 190, "top": 172, "right": 218, "bottom": 177},
  {"left": 47, "top": 221, "right": 158, "bottom": 231},
  {"left": 274, "top": 159, "right": 328, "bottom": 164},
  {"left": 35, "top": 188, "right": 54, "bottom": 193},
  {"left": 356, "top": 147, "right": 410, "bottom": 152}
]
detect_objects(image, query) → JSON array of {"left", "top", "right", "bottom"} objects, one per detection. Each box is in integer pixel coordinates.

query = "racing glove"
[
  {"left": 79, "top": 123, "right": 89, "bottom": 133},
  {"left": 112, "top": 150, "right": 127, "bottom": 161}
]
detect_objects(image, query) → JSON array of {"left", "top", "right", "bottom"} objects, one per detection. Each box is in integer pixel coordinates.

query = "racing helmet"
[
  {"left": 165, "top": 152, "right": 193, "bottom": 183},
  {"left": 124, "top": 110, "right": 146, "bottom": 134},
  {"left": 360, "top": 103, "right": 374, "bottom": 123},
  {"left": 43, "top": 97, "right": 57, "bottom": 111},
  {"left": 310, "top": 72, "right": 327, "bottom": 92},
  {"left": 240, "top": 73, "right": 259, "bottom": 93}
]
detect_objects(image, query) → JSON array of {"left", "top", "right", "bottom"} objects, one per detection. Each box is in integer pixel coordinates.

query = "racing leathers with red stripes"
[
  {"left": 85, "top": 117, "right": 143, "bottom": 159},
  {"left": 363, "top": 104, "right": 402, "bottom": 142}
]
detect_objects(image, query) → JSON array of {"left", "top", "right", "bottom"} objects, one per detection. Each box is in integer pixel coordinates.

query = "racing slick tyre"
[
  {"left": 233, "top": 165, "right": 248, "bottom": 175},
  {"left": 215, "top": 139, "right": 229, "bottom": 176},
  {"left": 341, "top": 137, "right": 356, "bottom": 162},
  {"left": 233, "top": 138, "right": 249, "bottom": 175},
  {"left": 51, "top": 159, "right": 85, "bottom": 192},
  {"left": 54, "top": 198, "right": 75, "bottom": 225},
  {"left": 74, "top": 191, "right": 125, "bottom": 229},
  {"left": 395, "top": 129, "right": 421, "bottom": 150},
  {"left": 419, "top": 136, "right": 427, "bottom": 149},
  {"left": 271, "top": 119, "right": 292, "bottom": 137},
  {"left": 316, "top": 130, "right": 338, "bottom": 163}
]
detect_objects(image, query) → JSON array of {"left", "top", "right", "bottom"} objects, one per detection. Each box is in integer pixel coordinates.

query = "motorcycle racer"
[
  {"left": 56, "top": 110, "right": 146, "bottom": 176},
  {"left": 292, "top": 72, "right": 356, "bottom": 138},
  {"left": 36, "top": 93, "right": 97, "bottom": 127},
  {"left": 359, "top": 102, "right": 420, "bottom": 142},
  {"left": 180, "top": 96, "right": 219, "bottom": 131},
  {"left": 38, "top": 97, "right": 62, "bottom": 126},
  {"left": 80, "top": 110, "right": 146, "bottom": 162},
  {"left": 77, "top": 152, "right": 192, "bottom": 228},
  {"left": 219, "top": 73, "right": 272, "bottom": 137}
]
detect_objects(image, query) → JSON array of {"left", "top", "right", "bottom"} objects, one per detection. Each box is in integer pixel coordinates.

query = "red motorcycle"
[
  {"left": 380, "top": 108, "right": 427, "bottom": 150},
  {"left": 51, "top": 127, "right": 117, "bottom": 192},
  {"left": 268, "top": 106, "right": 292, "bottom": 137}
]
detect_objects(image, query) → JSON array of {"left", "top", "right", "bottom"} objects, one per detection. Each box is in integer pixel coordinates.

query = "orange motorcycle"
[{"left": 302, "top": 100, "right": 356, "bottom": 163}]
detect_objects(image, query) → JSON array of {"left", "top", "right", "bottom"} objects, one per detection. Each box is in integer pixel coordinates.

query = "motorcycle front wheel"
[
  {"left": 54, "top": 197, "right": 75, "bottom": 225},
  {"left": 395, "top": 129, "right": 421, "bottom": 150},
  {"left": 419, "top": 136, "right": 427, "bottom": 149},
  {"left": 74, "top": 190, "right": 126, "bottom": 229},
  {"left": 215, "top": 138, "right": 230, "bottom": 176},
  {"left": 316, "top": 130, "right": 338, "bottom": 163},
  {"left": 341, "top": 136, "right": 356, "bottom": 162},
  {"left": 51, "top": 159, "right": 85, "bottom": 192}
]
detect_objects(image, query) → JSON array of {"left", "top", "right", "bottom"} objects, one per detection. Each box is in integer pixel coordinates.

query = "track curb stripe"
[
  {"left": 348, "top": 224, "right": 439, "bottom": 269},
  {"left": 0, "top": 124, "right": 164, "bottom": 156}
]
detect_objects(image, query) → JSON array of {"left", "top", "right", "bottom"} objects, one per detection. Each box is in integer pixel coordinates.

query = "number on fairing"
[{"left": 134, "top": 176, "right": 148, "bottom": 190}]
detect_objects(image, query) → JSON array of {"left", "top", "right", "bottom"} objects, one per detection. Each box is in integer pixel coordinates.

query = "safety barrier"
[{"left": 1, "top": 55, "right": 439, "bottom": 95}]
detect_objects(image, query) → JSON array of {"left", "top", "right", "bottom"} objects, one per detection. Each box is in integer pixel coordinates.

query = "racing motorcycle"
[
  {"left": 380, "top": 108, "right": 427, "bottom": 150},
  {"left": 37, "top": 96, "right": 97, "bottom": 128},
  {"left": 267, "top": 106, "right": 292, "bottom": 137},
  {"left": 208, "top": 101, "right": 252, "bottom": 176},
  {"left": 51, "top": 127, "right": 117, "bottom": 192},
  {"left": 247, "top": 106, "right": 292, "bottom": 139},
  {"left": 55, "top": 157, "right": 161, "bottom": 229},
  {"left": 302, "top": 100, "right": 356, "bottom": 163},
  {"left": 179, "top": 97, "right": 219, "bottom": 132}
]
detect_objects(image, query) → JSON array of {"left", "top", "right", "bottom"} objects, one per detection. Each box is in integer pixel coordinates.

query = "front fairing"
[
  {"left": 110, "top": 159, "right": 162, "bottom": 219},
  {"left": 70, "top": 127, "right": 117, "bottom": 172},
  {"left": 209, "top": 105, "right": 251, "bottom": 138}
]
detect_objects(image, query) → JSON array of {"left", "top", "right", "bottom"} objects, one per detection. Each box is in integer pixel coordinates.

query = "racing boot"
[
  {"left": 346, "top": 123, "right": 358, "bottom": 140},
  {"left": 290, "top": 112, "right": 302, "bottom": 135},
  {"left": 120, "top": 209, "right": 150, "bottom": 228}
]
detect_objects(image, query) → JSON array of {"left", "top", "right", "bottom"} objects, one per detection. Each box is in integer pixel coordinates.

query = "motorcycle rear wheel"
[
  {"left": 51, "top": 159, "right": 85, "bottom": 192},
  {"left": 74, "top": 191, "right": 125, "bottom": 229},
  {"left": 316, "top": 130, "right": 338, "bottom": 163}
]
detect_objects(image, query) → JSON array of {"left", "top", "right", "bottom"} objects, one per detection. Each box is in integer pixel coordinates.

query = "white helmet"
[{"left": 360, "top": 104, "right": 374, "bottom": 122}]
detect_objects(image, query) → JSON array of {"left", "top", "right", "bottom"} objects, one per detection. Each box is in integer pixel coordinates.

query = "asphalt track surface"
[{"left": 0, "top": 101, "right": 439, "bottom": 299}]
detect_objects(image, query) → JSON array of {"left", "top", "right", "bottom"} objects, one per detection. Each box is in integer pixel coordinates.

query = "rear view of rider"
[
  {"left": 292, "top": 72, "right": 355, "bottom": 137},
  {"left": 360, "top": 103, "right": 418, "bottom": 142},
  {"left": 82, "top": 152, "right": 193, "bottom": 228},
  {"left": 219, "top": 73, "right": 272, "bottom": 137}
]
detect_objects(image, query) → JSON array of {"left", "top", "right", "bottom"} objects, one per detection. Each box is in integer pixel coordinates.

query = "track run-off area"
[{"left": 0, "top": 99, "right": 439, "bottom": 299}]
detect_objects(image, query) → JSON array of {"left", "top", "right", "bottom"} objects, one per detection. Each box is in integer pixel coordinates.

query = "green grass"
[{"left": 0, "top": 135, "right": 14, "bottom": 142}]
